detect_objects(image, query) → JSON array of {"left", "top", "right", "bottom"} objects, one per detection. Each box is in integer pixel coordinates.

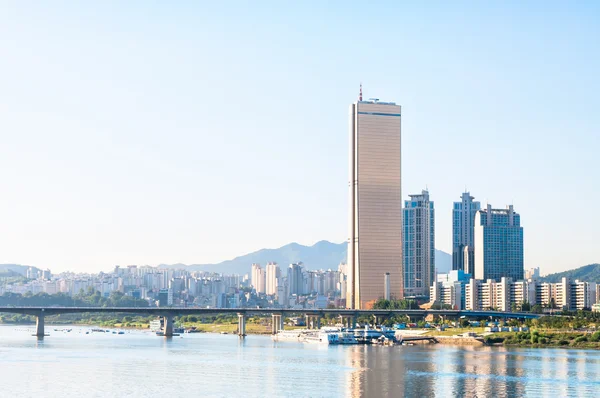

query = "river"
[{"left": 1, "top": 325, "right": 598, "bottom": 397}]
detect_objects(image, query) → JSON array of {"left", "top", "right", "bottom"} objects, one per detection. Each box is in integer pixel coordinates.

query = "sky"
[{"left": 0, "top": 1, "right": 598, "bottom": 274}]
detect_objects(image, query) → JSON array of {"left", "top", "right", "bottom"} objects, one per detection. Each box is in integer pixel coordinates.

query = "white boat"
[
  {"left": 149, "top": 319, "right": 162, "bottom": 332},
  {"left": 304, "top": 331, "right": 341, "bottom": 344},
  {"left": 272, "top": 330, "right": 306, "bottom": 342},
  {"left": 321, "top": 327, "right": 360, "bottom": 345},
  {"left": 351, "top": 325, "right": 396, "bottom": 343},
  {"left": 338, "top": 331, "right": 360, "bottom": 345},
  {"left": 273, "top": 327, "right": 359, "bottom": 345}
]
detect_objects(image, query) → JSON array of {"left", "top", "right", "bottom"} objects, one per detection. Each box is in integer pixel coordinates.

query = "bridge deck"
[{"left": 0, "top": 306, "right": 541, "bottom": 319}]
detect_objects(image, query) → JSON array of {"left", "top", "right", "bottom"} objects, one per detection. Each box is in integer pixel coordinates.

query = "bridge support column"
[
  {"left": 238, "top": 313, "right": 246, "bottom": 337},
  {"left": 35, "top": 313, "right": 45, "bottom": 337},
  {"left": 305, "top": 315, "right": 320, "bottom": 330},
  {"left": 271, "top": 314, "right": 283, "bottom": 334},
  {"left": 163, "top": 315, "right": 174, "bottom": 337},
  {"left": 373, "top": 315, "right": 386, "bottom": 328},
  {"left": 279, "top": 314, "right": 285, "bottom": 332},
  {"left": 340, "top": 315, "right": 354, "bottom": 329}
]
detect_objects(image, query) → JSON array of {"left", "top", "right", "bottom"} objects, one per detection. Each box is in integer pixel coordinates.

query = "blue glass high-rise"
[{"left": 474, "top": 204, "right": 524, "bottom": 282}]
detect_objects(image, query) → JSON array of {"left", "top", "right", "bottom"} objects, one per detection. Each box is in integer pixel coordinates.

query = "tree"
[
  {"left": 372, "top": 298, "right": 418, "bottom": 310},
  {"left": 531, "top": 304, "right": 543, "bottom": 314}
]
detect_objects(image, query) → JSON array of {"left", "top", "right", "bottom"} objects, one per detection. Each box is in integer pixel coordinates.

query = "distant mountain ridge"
[
  {"left": 0, "top": 264, "right": 40, "bottom": 276},
  {"left": 159, "top": 240, "right": 453, "bottom": 276},
  {"left": 540, "top": 263, "right": 600, "bottom": 284},
  {"left": 159, "top": 240, "right": 347, "bottom": 275}
]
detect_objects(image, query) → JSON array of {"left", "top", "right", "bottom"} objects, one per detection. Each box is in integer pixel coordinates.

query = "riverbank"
[
  {"left": 434, "top": 335, "right": 484, "bottom": 346},
  {"left": 485, "top": 330, "right": 600, "bottom": 349},
  {"left": 0, "top": 318, "right": 272, "bottom": 334}
]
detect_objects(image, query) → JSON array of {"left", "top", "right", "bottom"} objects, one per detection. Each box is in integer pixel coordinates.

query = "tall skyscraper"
[
  {"left": 347, "top": 92, "right": 402, "bottom": 309},
  {"left": 287, "top": 262, "right": 304, "bottom": 296},
  {"left": 251, "top": 263, "right": 266, "bottom": 294},
  {"left": 474, "top": 204, "right": 524, "bottom": 282},
  {"left": 265, "top": 262, "right": 280, "bottom": 295},
  {"left": 338, "top": 263, "right": 348, "bottom": 300},
  {"left": 452, "top": 192, "right": 481, "bottom": 274},
  {"left": 402, "top": 190, "right": 435, "bottom": 298}
]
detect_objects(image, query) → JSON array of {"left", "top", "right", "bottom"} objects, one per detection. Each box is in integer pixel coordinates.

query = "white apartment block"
[
  {"left": 430, "top": 280, "right": 463, "bottom": 310},
  {"left": 464, "top": 277, "right": 597, "bottom": 312}
]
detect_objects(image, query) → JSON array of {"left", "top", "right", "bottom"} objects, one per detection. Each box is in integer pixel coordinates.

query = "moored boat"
[
  {"left": 304, "top": 331, "right": 340, "bottom": 344},
  {"left": 272, "top": 330, "right": 306, "bottom": 342}
]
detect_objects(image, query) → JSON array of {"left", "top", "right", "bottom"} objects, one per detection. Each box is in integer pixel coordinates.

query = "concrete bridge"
[{"left": 0, "top": 306, "right": 541, "bottom": 338}]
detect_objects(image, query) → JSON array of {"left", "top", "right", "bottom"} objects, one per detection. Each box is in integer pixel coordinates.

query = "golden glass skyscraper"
[{"left": 347, "top": 95, "right": 403, "bottom": 309}]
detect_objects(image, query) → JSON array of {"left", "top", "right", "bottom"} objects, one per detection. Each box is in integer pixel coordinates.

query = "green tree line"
[{"left": 0, "top": 288, "right": 149, "bottom": 307}]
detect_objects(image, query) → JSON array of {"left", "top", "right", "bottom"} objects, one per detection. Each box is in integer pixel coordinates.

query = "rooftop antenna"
[{"left": 359, "top": 83, "right": 363, "bottom": 101}]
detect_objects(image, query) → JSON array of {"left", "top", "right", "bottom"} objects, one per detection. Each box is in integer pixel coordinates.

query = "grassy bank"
[
  {"left": 425, "top": 327, "right": 486, "bottom": 336},
  {"left": 179, "top": 321, "right": 271, "bottom": 334},
  {"left": 0, "top": 313, "right": 155, "bottom": 328},
  {"left": 485, "top": 330, "right": 600, "bottom": 349}
]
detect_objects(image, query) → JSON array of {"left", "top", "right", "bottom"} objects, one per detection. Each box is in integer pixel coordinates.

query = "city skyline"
[{"left": 0, "top": 2, "right": 598, "bottom": 274}]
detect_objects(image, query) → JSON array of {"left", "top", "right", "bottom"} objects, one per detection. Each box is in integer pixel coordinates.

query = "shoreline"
[
  {"left": 433, "top": 336, "right": 484, "bottom": 346},
  {"left": 2, "top": 322, "right": 599, "bottom": 349}
]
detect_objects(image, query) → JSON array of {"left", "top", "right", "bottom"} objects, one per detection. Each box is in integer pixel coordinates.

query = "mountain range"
[
  {"left": 159, "top": 240, "right": 453, "bottom": 275},
  {"left": 159, "top": 241, "right": 598, "bottom": 282},
  {"left": 540, "top": 263, "right": 600, "bottom": 284},
  {"left": 2, "top": 244, "right": 597, "bottom": 283}
]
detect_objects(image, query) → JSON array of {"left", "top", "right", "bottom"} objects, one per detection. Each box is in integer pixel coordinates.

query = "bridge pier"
[
  {"left": 340, "top": 315, "right": 356, "bottom": 329},
  {"left": 35, "top": 313, "right": 45, "bottom": 337},
  {"left": 271, "top": 314, "right": 284, "bottom": 334},
  {"left": 238, "top": 313, "right": 246, "bottom": 337},
  {"left": 305, "top": 315, "right": 321, "bottom": 330},
  {"left": 373, "top": 315, "right": 384, "bottom": 327},
  {"left": 163, "top": 315, "right": 174, "bottom": 337}
]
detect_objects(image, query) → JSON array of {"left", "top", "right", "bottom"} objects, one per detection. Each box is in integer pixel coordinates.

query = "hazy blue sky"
[{"left": 0, "top": 1, "right": 598, "bottom": 273}]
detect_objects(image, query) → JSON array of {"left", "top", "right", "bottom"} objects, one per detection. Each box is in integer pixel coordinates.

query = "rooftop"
[{"left": 358, "top": 98, "right": 397, "bottom": 106}]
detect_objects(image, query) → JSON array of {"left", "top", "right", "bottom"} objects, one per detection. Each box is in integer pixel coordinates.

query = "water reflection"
[
  {"left": 346, "top": 345, "right": 437, "bottom": 397},
  {"left": 1, "top": 326, "right": 599, "bottom": 397},
  {"left": 344, "top": 345, "right": 600, "bottom": 397}
]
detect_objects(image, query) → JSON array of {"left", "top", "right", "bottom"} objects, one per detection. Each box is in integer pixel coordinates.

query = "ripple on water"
[{"left": 1, "top": 326, "right": 599, "bottom": 397}]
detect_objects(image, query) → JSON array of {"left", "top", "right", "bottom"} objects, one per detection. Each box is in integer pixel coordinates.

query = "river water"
[{"left": 1, "top": 325, "right": 598, "bottom": 397}]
